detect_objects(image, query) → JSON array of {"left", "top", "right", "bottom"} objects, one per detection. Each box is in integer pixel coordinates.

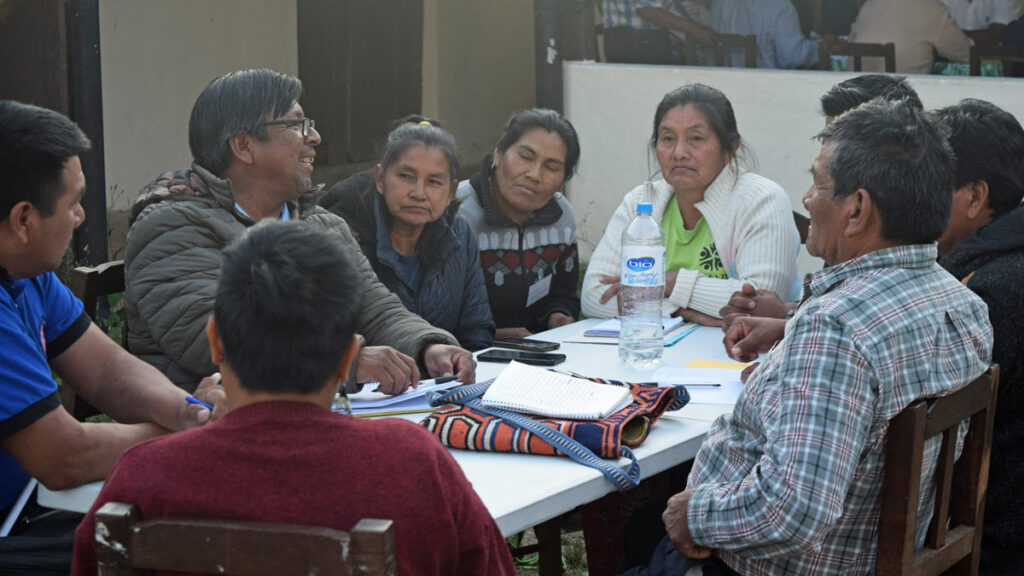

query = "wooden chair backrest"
[
  {"left": 710, "top": 34, "right": 758, "bottom": 68},
  {"left": 969, "top": 44, "right": 1024, "bottom": 76},
  {"left": 61, "top": 260, "right": 126, "bottom": 421},
  {"left": 820, "top": 41, "right": 895, "bottom": 72},
  {"left": 875, "top": 366, "right": 999, "bottom": 576},
  {"left": 95, "top": 502, "right": 396, "bottom": 576},
  {"left": 71, "top": 260, "right": 125, "bottom": 322}
]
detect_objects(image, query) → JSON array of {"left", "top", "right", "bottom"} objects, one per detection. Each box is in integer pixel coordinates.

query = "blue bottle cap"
[{"left": 637, "top": 202, "right": 653, "bottom": 214}]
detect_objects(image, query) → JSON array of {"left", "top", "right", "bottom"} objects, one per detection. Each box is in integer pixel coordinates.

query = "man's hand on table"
[
  {"left": 664, "top": 489, "right": 713, "bottom": 559},
  {"left": 723, "top": 317, "right": 786, "bottom": 362},
  {"left": 718, "top": 283, "right": 790, "bottom": 324},
  {"left": 424, "top": 343, "right": 476, "bottom": 384},
  {"left": 356, "top": 346, "right": 420, "bottom": 395}
]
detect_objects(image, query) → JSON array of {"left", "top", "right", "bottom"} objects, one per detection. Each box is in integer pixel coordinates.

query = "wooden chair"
[
  {"left": 707, "top": 34, "right": 758, "bottom": 68},
  {"left": 876, "top": 366, "right": 999, "bottom": 576},
  {"left": 70, "top": 260, "right": 126, "bottom": 327},
  {"left": 95, "top": 502, "right": 396, "bottom": 576},
  {"left": 819, "top": 41, "right": 895, "bottom": 72},
  {"left": 59, "top": 260, "right": 126, "bottom": 421},
  {"left": 969, "top": 44, "right": 1024, "bottom": 76}
]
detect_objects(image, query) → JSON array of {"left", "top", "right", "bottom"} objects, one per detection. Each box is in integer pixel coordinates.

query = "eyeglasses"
[{"left": 261, "top": 117, "right": 316, "bottom": 138}]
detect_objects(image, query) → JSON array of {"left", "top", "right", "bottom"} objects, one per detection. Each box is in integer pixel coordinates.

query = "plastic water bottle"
[{"left": 618, "top": 202, "right": 665, "bottom": 368}]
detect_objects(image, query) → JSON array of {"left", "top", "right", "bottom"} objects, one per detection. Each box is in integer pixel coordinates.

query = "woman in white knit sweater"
[{"left": 581, "top": 84, "right": 799, "bottom": 324}]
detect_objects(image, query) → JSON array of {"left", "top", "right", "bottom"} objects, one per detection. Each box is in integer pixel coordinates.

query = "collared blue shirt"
[
  {"left": 0, "top": 269, "right": 87, "bottom": 509},
  {"left": 687, "top": 244, "right": 993, "bottom": 575},
  {"left": 234, "top": 202, "right": 291, "bottom": 221},
  {"left": 710, "top": 0, "right": 822, "bottom": 68}
]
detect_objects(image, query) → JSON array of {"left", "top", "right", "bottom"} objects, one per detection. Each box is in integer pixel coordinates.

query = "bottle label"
[{"left": 621, "top": 246, "right": 665, "bottom": 287}]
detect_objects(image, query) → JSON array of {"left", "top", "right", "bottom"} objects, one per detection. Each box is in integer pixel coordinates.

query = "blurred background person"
[
  {"left": 710, "top": 0, "right": 825, "bottom": 68},
  {"left": 601, "top": 0, "right": 717, "bottom": 64},
  {"left": 848, "top": 0, "right": 971, "bottom": 73}
]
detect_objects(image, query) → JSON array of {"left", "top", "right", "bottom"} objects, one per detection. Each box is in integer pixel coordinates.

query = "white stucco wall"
[
  {"left": 99, "top": 0, "right": 298, "bottom": 210},
  {"left": 564, "top": 63, "right": 1024, "bottom": 277}
]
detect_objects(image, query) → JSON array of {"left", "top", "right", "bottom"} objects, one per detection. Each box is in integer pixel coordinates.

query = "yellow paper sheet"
[{"left": 684, "top": 358, "right": 752, "bottom": 369}]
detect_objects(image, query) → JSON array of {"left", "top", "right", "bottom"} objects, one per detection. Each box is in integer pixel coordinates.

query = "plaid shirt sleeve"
[
  {"left": 602, "top": 0, "right": 675, "bottom": 28},
  {"left": 686, "top": 311, "right": 877, "bottom": 557}
]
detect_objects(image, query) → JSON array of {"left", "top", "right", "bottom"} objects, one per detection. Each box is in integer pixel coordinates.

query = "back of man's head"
[
  {"left": 820, "top": 74, "right": 922, "bottom": 119},
  {"left": 189, "top": 69, "right": 303, "bottom": 177},
  {"left": 933, "top": 99, "right": 1024, "bottom": 219},
  {"left": 820, "top": 98, "right": 955, "bottom": 245},
  {"left": 214, "top": 221, "right": 362, "bottom": 394},
  {"left": 0, "top": 100, "right": 91, "bottom": 218}
]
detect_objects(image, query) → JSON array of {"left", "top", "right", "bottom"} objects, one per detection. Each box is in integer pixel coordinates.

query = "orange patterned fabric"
[{"left": 420, "top": 380, "right": 686, "bottom": 459}]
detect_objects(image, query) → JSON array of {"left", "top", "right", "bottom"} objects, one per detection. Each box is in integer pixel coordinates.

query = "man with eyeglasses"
[{"left": 124, "top": 68, "right": 475, "bottom": 396}]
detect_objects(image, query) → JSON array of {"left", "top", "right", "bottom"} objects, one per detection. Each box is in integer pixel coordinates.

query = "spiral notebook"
[{"left": 480, "top": 361, "right": 633, "bottom": 420}]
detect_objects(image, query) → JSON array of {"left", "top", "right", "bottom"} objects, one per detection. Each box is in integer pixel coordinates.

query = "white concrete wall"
[
  {"left": 99, "top": 0, "right": 298, "bottom": 210},
  {"left": 564, "top": 63, "right": 1024, "bottom": 277},
  {"left": 422, "top": 0, "right": 536, "bottom": 170}
]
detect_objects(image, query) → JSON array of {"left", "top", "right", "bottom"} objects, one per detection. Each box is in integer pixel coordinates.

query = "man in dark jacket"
[
  {"left": 934, "top": 98, "right": 1024, "bottom": 576},
  {"left": 124, "top": 69, "right": 474, "bottom": 394}
]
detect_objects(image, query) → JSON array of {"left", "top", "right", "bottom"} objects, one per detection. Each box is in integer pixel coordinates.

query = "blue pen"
[
  {"left": 186, "top": 395, "right": 215, "bottom": 411},
  {"left": 664, "top": 324, "right": 700, "bottom": 346}
]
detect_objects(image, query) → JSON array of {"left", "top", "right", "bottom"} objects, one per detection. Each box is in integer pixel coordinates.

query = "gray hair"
[
  {"left": 189, "top": 69, "right": 303, "bottom": 176},
  {"left": 819, "top": 98, "right": 954, "bottom": 244}
]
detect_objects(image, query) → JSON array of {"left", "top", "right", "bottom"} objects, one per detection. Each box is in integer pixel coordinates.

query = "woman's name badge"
[{"left": 526, "top": 274, "right": 552, "bottom": 307}]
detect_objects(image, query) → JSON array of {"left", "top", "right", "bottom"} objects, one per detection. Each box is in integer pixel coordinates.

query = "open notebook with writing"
[{"left": 481, "top": 361, "right": 634, "bottom": 420}]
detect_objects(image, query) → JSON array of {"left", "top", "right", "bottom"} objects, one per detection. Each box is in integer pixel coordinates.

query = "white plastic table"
[{"left": 38, "top": 320, "right": 739, "bottom": 571}]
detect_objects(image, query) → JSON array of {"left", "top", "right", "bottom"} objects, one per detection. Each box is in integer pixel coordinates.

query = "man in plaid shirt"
[
  {"left": 601, "top": 0, "right": 716, "bottom": 64},
  {"left": 657, "top": 98, "right": 993, "bottom": 575}
]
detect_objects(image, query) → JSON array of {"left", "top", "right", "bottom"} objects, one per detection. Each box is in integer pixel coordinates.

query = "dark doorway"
[{"left": 298, "top": 0, "right": 424, "bottom": 168}]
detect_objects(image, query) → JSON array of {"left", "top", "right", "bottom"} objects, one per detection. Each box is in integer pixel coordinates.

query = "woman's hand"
[
  {"left": 547, "top": 312, "right": 575, "bottom": 329},
  {"left": 671, "top": 306, "right": 724, "bottom": 327},
  {"left": 598, "top": 275, "right": 623, "bottom": 314},
  {"left": 495, "top": 327, "right": 532, "bottom": 339}
]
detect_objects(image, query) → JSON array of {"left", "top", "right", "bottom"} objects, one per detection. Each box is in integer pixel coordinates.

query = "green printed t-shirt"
[{"left": 661, "top": 196, "right": 728, "bottom": 280}]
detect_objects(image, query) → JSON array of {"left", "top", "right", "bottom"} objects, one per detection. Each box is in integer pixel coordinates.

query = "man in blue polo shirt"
[{"left": 0, "top": 100, "right": 222, "bottom": 574}]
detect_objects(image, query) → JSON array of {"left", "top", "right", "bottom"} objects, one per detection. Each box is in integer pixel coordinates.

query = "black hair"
[
  {"left": 495, "top": 108, "right": 581, "bottom": 183},
  {"left": 387, "top": 114, "right": 444, "bottom": 133},
  {"left": 651, "top": 84, "right": 744, "bottom": 164},
  {"left": 214, "top": 221, "right": 362, "bottom": 394},
  {"left": 819, "top": 98, "right": 955, "bottom": 244},
  {"left": 933, "top": 99, "right": 1024, "bottom": 218},
  {"left": 820, "top": 74, "right": 922, "bottom": 118},
  {"left": 189, "top": 69, "right": 303, "bottom": 176},
  {"left": 379, "top": 121, "right": 460, "bottom": 182},
  {"left": 0, "top": 100, "right": 91, "bottom": 217}
]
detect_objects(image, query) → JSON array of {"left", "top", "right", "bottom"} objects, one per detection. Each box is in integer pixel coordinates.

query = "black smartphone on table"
[
  {"left": 490, "top": 337, "right": 560, "bottom": 352},
  {"left": 477, "top": 349, "right": 567, "bottom": 366}
]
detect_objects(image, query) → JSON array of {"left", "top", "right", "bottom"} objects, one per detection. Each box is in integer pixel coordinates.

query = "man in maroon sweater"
[{"left": 71, "top": 221, "right": 514, "bottom": 576}]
